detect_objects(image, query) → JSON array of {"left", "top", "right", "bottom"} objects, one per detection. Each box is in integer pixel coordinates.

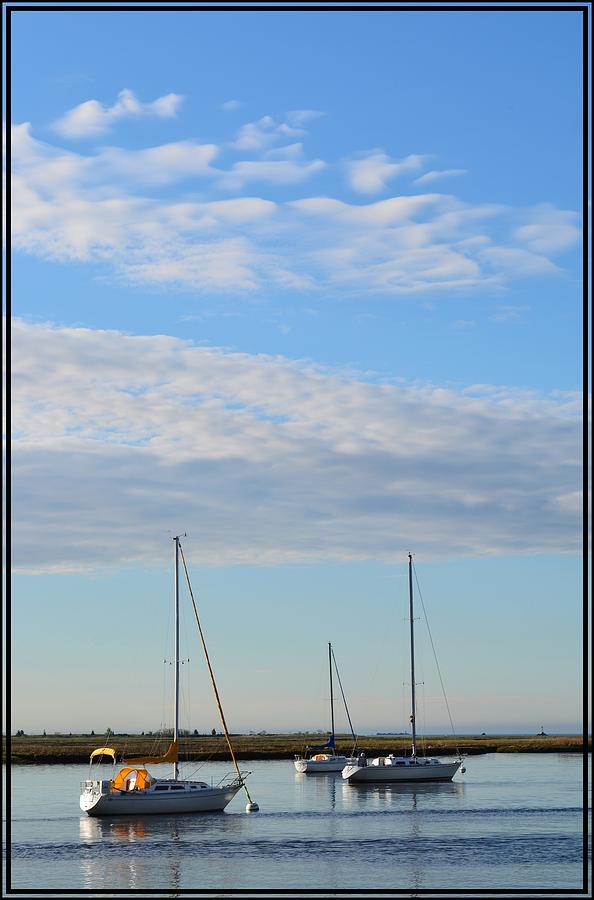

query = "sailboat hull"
[
  {"left": 294, "top": 755, "right": 354, "bottom": 773},
  {"left": 80, "top": 782, "right": 242, "bottom": 816},
  {"left": 342, "top": 759, "right": 461, "bottom": 783}
]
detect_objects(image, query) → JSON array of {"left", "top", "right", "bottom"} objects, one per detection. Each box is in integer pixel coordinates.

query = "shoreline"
[{"left": 4, "top": 733, "right": 590, "bottom": 764}]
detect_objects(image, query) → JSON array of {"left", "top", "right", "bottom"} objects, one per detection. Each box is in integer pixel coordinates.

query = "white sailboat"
[
  {"left": 342, "top": 554, "right": 463, "bottom": 784},
  {"left": 80, "top": 535, "right": 255, "bottom": 816},
  {"left": 294, "top": 642, "right": 357, "bottom": 773}
]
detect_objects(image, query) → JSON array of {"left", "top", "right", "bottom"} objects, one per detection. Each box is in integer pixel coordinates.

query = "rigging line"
[
  {"left": 419, "top": 682, "right": 426, "bottom": 757},
  {"left": 412, "top": 561, "right": 461, "bottom": 758},
  {"left": 160, "top": 598, "right": 174, "bottom": 749},
  {"left": 329, "top": 645, "right": 357, "bottom": 752},
  {"left": 180, "top": 587, "right": 194, "bottom": 740},
  {"left": 178, "top": 541, "right": 255, "bottom": 806},
  {"left": 401, "top": 677, "right": 407, "bottom": 739},
  {"left": 160, "top": 656, "right": 169, "bottom": 752}
]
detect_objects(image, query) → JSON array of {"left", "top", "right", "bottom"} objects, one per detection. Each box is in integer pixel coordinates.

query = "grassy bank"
[{"left": 3, "top": 733, "right": 589, "bottom": 764}]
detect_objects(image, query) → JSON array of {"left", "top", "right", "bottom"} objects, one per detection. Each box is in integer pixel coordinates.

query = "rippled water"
[{"left": 4, "top": 753, "right": 589, "bottom": 893}]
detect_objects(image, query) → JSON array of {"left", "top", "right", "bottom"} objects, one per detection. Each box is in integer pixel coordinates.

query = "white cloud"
[
  {"left": 11, "top": 320, "right": 583, "bottom": 573},
  {"left": 221, "top": 99, "right": 242, "bottom": 111},
  {"left": 96, "top": 140, "right": 220, "bottom": 185},
  {"left": 233, "top": 115, "right": 299, "bottom": 151},
  {"left": 285, "top": 109, "right": 325, "bottom": 126},
  {"left": 346, "top": 151, "right": 427, "bottom": 194},
  {"left": 414, "top": 168, "right": 468, "bottom": 186},
  {"left": 219, "top": 158, "right": 326, "bottom": 189},
  {"left": 552, "top": 491, "right": 583, "bottom": 515},
  {"left": 10, "top": 123, "right": 580, "bottom": 295},
  {"left": 232, "top": 110, "right": 323, "bottom": 151},
  {"left": 121, "top": 237, "right": 266, "bottom": 292},
  {"left": 479, "top": 246, "right": 561, "bottom": 277},
  {"left": 489, "top": 305, "right": 529, "bottom": 323},
  {"left": 513, "top": 205, "right": 581, "bottom": 254},
  {"left": 53, "top": 88, "right": 185, "bottom": 138},
  {"left": 291, "top": 193, "right": 446, "bottom": 227},
  {"left": 264, "top": 142, "right": 305, "bottom": 160}
]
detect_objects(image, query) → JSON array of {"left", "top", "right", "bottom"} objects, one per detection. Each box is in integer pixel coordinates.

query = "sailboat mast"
[
  {"left": 408, "top": 553, "right": 417, "bottom": 759},
  {"left": 173, "top": 535, "right": 180, "bottom": 780},
  {"left": 328, "top": 642, "right": 335, "bottom": 745}
]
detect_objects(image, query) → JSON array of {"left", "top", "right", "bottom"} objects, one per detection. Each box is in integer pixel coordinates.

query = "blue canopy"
[{"left": 309, "top": 735, "right": 335, "bottom": 751}]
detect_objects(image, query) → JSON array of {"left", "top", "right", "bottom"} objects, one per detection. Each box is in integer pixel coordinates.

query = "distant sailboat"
[
  {"left": 80, "top": 535, "right": 256, "bottom": 815},
  {"left": 294, "top": 642, "right": 357, "bottom": 773},
  {"left": 342, "top": 554, "right": 463, "bottom": 784}
]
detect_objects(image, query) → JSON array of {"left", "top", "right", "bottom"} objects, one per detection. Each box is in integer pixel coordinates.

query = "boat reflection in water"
[
  {"left": 79, "top": 816, "right": 174, "bottom": 890},
  {"left": 341, "top": 778, "right": 465, "bottom": 810},
  {"left": 79, "top": 811, "right": 245, "bottom": 843},
  {"left": 80, "top": 815, "right": 160, "bottom": 843},
  {"left": 340, "top": 779, "right": 467, "bottom": 892},
  {"left": 310, "top": 773, "right": 338, "bottom": 810},
  {"left": 79, "top": 812, "right": 244, "bottom": 892}
]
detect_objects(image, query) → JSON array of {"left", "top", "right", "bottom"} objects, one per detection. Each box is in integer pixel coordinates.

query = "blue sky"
[{"left": 8, "top": 4, "right": 586, "bottom": 736}]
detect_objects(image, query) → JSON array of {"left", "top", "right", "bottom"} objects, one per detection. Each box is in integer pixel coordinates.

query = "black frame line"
[
  {"left": 3, "top": 2, "right": 590, "bottom": 898},
  {"left": 3, "top": 5, "right": 591, "bottom": 10}
]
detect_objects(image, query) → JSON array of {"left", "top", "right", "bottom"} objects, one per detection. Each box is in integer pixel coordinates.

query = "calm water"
[{"left": 4, "top": 753, "right": 589, "bottom": 894}]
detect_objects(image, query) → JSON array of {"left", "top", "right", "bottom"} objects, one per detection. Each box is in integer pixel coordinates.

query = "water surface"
[{"left": 4, "top": 753, "right": 588, "bottom": 893}]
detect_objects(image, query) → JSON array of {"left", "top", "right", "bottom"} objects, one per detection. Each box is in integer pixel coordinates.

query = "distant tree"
[
  {"left": 211, "top": 728, "right": 216, "bottom": 736},
  {"left": 91, "top": 730, "right": 95, "bottom": 736},
  {"left": 15, "top": 729, "right": 25, "bottom": 736},
  {"left": 193, "top": 729, "right": 199, "bottom": 736},
  {"left": 105, "top": 728, "right": 113, "bottom": 737},
  {"left": 43, "top": 730, "right": 46, "bottom": 737}
]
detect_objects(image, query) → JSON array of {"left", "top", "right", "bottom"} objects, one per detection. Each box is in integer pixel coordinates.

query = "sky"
[{"left": 6, "top": 4, "right": 587, "bottom": 738}]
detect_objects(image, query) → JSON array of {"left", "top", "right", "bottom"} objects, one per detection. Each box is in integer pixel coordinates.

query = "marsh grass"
[{"left": 3, "top": 732, "right": 588, "bottom": 764}]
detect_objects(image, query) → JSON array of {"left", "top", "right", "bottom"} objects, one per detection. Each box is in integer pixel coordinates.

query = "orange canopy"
[{"left": 112, "top": 767, "right": 155, "bottom": 790}]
